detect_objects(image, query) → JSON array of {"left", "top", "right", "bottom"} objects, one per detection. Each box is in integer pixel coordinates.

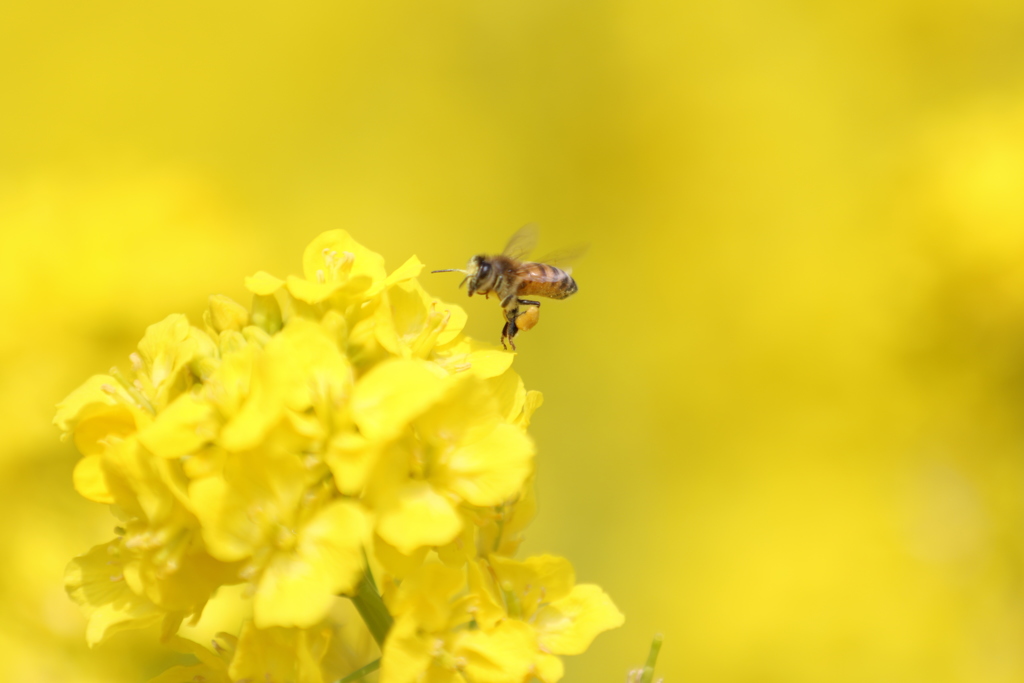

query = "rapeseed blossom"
[{"left": 57, "top": 231, "right": 623, "bottom": 682}]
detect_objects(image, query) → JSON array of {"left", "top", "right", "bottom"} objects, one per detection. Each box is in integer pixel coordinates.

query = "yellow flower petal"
[
  {"left": 137, "top": 391, "right": 218, "bottom": 458},
  {"left": 229, "top": 621, "right": 330, "bottom": 683},
  {"left": 130, "top": 546, "right": 238, "bottom": 616},
  {"left": 324, "top": 432, "right": 379, "bottom": 496},
  {"left": 415, "top": 376, "right": 499, "bottom": 447},
  {"left": 148, "top": 664, "right": 231, "bottom": 683},
  {"left": 466, "top": 560, "right": 505, "bottom": 630},
  {"left": 286, "top": 273, "right": 357, "bottom": 304},
  {"left": 245, "top": 270, "right": 286, "bottom": 296},
  {"left": 71, "top": 405, "right": 140, "bottom": 457},
  {"left": 215, "top": 384, "right": 279, "bottom": 453},
  {"left": 516, "top": 390, "right": 544, "bottom": 429},
  {"left": 207, "top": 294, "right": 249, "bottom": 333},
  {"left": 190, "top": 451, "right": 308, "bottom": 562},
  {"left": 379, "top": 615, "right": 436, "bottom": 683},
  {"left": 442, "top": 423, "right": 534, "bottom": 507},
  {"left": 351, "top": 359, "right": 446, "bottom": 441},
  {"left": 253, "top": 500, "right": 370, "bottom": 628},
  {"left": 55, "top": 374, "right": 128, "bottom": 432},
  {"left": 376, "top": 254, "right": 425, "bottom": 294},
  {"left": 481, "top": 478, "right": 537, "bottom": 558},
  {"left": 488, "top": 555, "right": 575, "bottom": 618},
  {"left": 373, "top": 534, "right": 428, "bottom": 580},
  {"left": 434, "top": 302, "right": 468, "bottom": 347},
  {"left": 486, "top": 368, "right": 528, "bottom": 424},
  {"left": 220, "top": 318, "right": 351, "bottom": 451},
  {"left": 386, "top": 563, "right": 465, "bottom": 630},
  {"left": 72, "top": 454, "right": 113, "bottom": 504},
  {"left": 65, "top": 541, "right": 163, "bottom": 646},
  {"left": 373, "top": 279, "right": 465, "bottom": 358},
  {"left": 433, "top": 339, "right": 514, "bottom": 378},
  {"left": 453, "top": 619, "right": 536, "bottom": 683},
  {"left": 303, "top": 229, "right": 387, "bottom": 290},
  {"left": 136, "top": 314, "right": 197, "bottom": 408},
  {"left": 266, "top": 317, "right": 353, "bottom": 412},
  {"left": 55, "top": 374, "right": 147, "bottom": 461},
  {"left": 376, "top": 481, "right": 462, "bottom": 555},
  {"left": 534, "top": 652, "right": 566, "bottom": 683},
  {"left": 534, "top": 584, "right": 625, "bottom": 656},
  {"left": 101, "top": 436, "right": 186, "bottom": 529},
  {"left": 435, "top": 511, "right": 476, "bottom": 568}
]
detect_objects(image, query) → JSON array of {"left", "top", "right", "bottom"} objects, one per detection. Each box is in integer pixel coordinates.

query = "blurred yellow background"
[{"left": 4, "top": 0, "right": 1024, "bottom": 680}]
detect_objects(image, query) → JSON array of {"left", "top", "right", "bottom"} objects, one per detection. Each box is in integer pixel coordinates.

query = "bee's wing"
[
  {"left": 529, "top": 243, "right": 590, "bottom": 275},
  {"left": 501, "top": 223, "right": 540, "bottom": 260}
]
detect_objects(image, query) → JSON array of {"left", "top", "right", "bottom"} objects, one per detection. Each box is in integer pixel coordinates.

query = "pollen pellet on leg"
[{"left": 516, "top": 305, "right": 540, "bottom": 332}]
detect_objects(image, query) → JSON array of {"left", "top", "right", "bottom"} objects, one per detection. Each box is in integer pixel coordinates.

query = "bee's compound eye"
[{"left": 478, "top": 262, "right": 491, "bottom": 277}]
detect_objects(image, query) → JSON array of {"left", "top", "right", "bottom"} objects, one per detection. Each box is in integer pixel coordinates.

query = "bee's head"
[
  {"left": 465, "top": 255, "right": 494, "bottom": 296},
  {"left": 430, "top": 254, "right": 496, "bottom": 296}
]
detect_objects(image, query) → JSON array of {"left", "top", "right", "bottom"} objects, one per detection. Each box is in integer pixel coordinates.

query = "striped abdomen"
[{"left": 515, "top": 262, "right": 578, "bottom": 300}]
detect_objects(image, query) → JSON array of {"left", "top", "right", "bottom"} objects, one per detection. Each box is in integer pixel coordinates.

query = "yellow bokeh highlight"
[{"left": 5, "top": 0, "right": 1024, "bottom": 680}]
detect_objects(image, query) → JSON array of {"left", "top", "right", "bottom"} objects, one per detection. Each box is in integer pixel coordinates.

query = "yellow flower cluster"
[{"left": 56, "top": 231, "right": 623, "bottom": 683}]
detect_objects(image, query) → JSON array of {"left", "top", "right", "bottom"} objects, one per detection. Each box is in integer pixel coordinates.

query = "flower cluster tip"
[{"left": 56, "top": 230, "right": 623, "bottom": 683}]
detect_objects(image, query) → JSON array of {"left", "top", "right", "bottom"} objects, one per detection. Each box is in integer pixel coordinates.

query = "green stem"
[
  {"left": 500, "top": 581, "right": 522, "bottom": 619},
  {"left": 348, "top": 568, "right": 393, "bottom": 650},
  {"left": 639, "top": 634, "right": 664, "bottom": 683},
  {"left": 492, "top": 504, "right": 506, "bottom": 553},
  {"left": 336, "top": 657, "right": 381, "bottom": 683}
]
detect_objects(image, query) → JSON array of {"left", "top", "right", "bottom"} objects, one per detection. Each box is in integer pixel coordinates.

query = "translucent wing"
[
  {"left": 501, "top": 223, "right": 540, "bottom": 260},
  {"left": 528, "top": 243, "right": 590, "bottom": 275}
]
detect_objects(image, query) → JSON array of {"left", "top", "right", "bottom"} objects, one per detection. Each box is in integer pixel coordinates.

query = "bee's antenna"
[{"left": 431, "top": 268, "right": 469, "bottom": 287}]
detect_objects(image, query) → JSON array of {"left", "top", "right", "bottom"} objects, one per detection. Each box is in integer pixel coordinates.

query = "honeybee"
[{"left": 431, "top": 225, "right": 580, "bottom": 350}]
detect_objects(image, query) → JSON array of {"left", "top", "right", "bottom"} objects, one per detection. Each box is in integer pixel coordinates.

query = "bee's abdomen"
[{"left": 517, "top": 263, "right": 578, "bottom": 300}]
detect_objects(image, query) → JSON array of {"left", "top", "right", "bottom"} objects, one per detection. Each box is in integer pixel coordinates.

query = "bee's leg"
[
  {"left": 502, "top": 298, "right": 520, "bottom": 324},
  {"left": 517, "top": 299, "right": 540, "bottom": 308},
  {"left": 500, "top": 320, "right": 518, "bottom": 351},
  {"left": 501, "top": 307, "right": 521, "bottom": 351}
]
